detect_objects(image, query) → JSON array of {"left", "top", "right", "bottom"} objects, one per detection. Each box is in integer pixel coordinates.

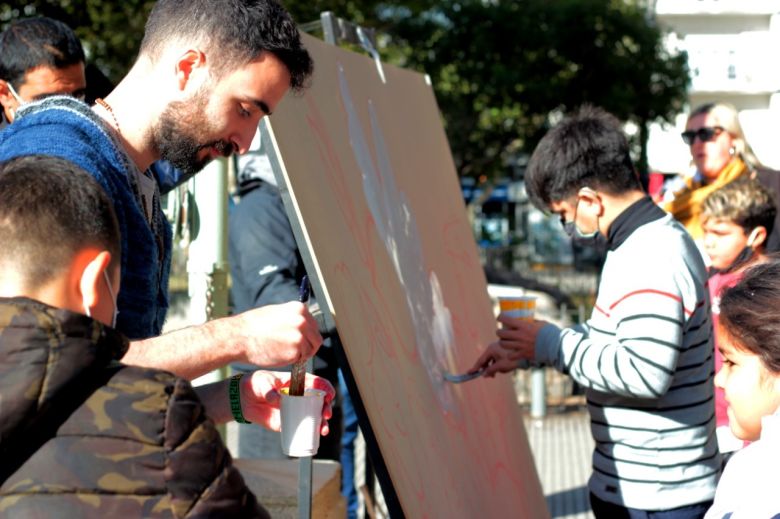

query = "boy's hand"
[
  {"left": 469, "top": 341, "right": 520, "bottom": 377},
  {"left": 495, "top": 315, "right": 549, "bottom": 360}
]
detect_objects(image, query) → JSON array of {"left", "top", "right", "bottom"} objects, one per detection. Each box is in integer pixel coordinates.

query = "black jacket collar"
[{"left": 606, "top": 196, "right": 666, "bottom": 251}]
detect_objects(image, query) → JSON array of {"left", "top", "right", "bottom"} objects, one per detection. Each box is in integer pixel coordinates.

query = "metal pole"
[
  {"left": 186, "top": 157, "right": 229, "bottom": 323},
  {"left": 530, "top": 368, "right": 547, "bottom": 419},
  {"left": 297, "top": 359, "right": 314, "bottom": 519},
  {"left": 186, "top": 158, "right": 230, "bottom": 433}
]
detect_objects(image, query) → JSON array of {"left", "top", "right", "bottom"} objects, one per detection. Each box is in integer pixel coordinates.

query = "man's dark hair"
[
  {"left": 140, "top": 0, "right": 313, "bottom": 92},
  {"left": 0, "top": 155, "right": 120, "bottom": 289},
  {"left": 525, "top": 105, "right": 641, "bottom": 210},
  {"left": 0, "top": 17, "right": 85, "bottom": 87},
  {"left": 720, "top": 255, "right": 780, "bottom": 374}
]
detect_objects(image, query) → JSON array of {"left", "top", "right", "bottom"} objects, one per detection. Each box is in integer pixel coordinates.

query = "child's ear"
[
  {"left": 747, "top": 226, "right": 768, "bottom": 250},
  {"left": 77, "top": 250, "right": 112, "bottom": 311},
  {"left": 578, "top": 188, "right": 603, "bottom": 216}
]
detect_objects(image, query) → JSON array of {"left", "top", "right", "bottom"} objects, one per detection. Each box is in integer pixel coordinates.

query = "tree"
[
  {"left": 388, "top": 0, "right": 689, "bottom": 181},
  {"left": 2, "top": 0, "right": 687, "bottom": 182},
  {"left": 1, "top": 1, "right": 155, "bottom": 83}
]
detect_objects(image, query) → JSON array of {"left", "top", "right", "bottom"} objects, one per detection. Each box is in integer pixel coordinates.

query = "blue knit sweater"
[{"left": 0, "top": 96, "right": 171, "bottom": 340}]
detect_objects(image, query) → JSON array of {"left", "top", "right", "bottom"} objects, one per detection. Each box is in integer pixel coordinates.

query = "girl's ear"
[{"left": 772, "top": 375, "right": 780, "bottom": 408}]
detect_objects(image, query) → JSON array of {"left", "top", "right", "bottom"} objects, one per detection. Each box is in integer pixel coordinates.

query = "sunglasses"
[{"left": 681, "top": 126, "right": 725, "bottom": 145}]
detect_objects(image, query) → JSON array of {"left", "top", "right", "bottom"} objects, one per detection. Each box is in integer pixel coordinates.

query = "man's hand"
[
  {"left": 124, "top": 301, "right": 323, "bottom": 382},
  {"left": 234, "top": 302, "right": 323, "bottom": 366},
  {"left": 241, "top": 371, "right": 335, "bottom": 434}
]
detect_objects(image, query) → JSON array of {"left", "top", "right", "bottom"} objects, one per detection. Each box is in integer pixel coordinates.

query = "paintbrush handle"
[
  {"left": 289, "top": 360, "right": 307, "bottom": 396},
  {"left": 288, "top": 276, "right": 311, "bottom": 397}
]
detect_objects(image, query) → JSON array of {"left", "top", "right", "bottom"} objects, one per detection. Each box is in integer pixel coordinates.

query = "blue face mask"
[
  {"left": 83, "top": 270, "right": 119, "bottom": 328},
  {"left": 563, "top": 219, "right": 600, "bottom": 246},
  {"left": 560, "top": 196, "right": 600, "bottom": 247}
]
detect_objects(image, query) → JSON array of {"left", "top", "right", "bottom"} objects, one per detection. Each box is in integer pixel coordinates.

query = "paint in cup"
[
  {"left": 280, "top": 387, "right": 326, "bottom": 457},
  {"left": 498, "top": 295, "right": 536, "bottom": 321}
]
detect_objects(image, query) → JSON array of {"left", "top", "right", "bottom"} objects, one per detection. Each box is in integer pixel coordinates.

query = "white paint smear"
[{"left": 338, "top": 65, "right": 460, "bottom": 415}]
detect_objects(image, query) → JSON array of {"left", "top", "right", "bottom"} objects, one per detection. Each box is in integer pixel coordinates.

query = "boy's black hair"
[
  {"left": 525, "top": 105, "right": 641, "bottom": 210},
  {"left": 140, "top": 0, "right": 313, "bottom": 92},
  {"left": 0, "top": 17, "right": 85, "bottom": 87},
  {"left": 0, "top": 155, "right": 120, "bottom": 288}
]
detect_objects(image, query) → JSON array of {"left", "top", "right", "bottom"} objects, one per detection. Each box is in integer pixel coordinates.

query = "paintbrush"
[
  {"left": 443, "top": 367, "right": 485, "bottom": 384},
  {"left": 288, "top": 275, "right": 311, "bottom": 396}
]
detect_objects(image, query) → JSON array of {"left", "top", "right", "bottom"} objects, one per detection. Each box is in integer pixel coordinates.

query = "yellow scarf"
[{"left": 663, "top": 158, "right": 748, "bottom": 239}]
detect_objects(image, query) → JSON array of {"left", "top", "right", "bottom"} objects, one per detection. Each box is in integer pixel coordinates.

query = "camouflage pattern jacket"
[{"left": 0, "top": 298, "right": 269, "bottom": 518}]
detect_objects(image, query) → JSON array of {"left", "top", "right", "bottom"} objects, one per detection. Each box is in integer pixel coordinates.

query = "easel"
[{"left": 260, "top": 11, "right": 404, "bottom": 519}]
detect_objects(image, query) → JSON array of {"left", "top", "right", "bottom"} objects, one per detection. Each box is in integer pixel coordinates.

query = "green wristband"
[{"left": 229, "top": 374, "right": 251, "bottom": 424}]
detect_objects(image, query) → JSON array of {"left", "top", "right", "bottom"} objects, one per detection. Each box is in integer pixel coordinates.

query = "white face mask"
[{"left": 83, "top": 270, "right": 119, "bottom": 328}]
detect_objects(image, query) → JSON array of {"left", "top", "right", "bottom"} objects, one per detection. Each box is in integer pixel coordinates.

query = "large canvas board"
[{"left": 266, "top": 33, "right": 548, "bottom": 518}]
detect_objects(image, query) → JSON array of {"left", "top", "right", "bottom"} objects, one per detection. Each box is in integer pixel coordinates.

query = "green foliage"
[
  {"left": 390, "top": 0, "right": 689, "bottom": 179},
  {"left": 1, "top": 1, "right": 155, "bottom": 83},
  {"left": 2, "top": 0, "right": 688, "bottom": 180}
]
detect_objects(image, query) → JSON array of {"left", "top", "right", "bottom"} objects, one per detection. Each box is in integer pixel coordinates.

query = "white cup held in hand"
[{"left": 280, "top": 388, "right": 326, "bottom": 457}]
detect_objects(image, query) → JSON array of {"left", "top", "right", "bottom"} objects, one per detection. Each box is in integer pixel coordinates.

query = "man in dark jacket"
[{"left": 0, "top": 155, "right": 333, "bottom": 517}]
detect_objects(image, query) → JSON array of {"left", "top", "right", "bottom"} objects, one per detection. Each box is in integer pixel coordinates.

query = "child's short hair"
[
  {"left": 0, "top": 155, "right": 120, "bottom": 289},
  {"left": 701, "top": 177, "right": 777, "bottom": 237},
  {"left": 720, "top": 255, "right": 780, "bottom": 374},
  {"left": 525, "top": 105, "right": 642, "bottom": 210}
]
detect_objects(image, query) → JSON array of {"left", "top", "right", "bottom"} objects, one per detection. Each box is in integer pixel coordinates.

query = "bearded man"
[{"left": 0, "top": 0, "right": 329, "bottom": 431}]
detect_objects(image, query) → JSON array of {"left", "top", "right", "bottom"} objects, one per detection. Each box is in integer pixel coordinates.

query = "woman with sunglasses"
[{"left": 663, "top": 102, "right": 767, "bottom": 242}]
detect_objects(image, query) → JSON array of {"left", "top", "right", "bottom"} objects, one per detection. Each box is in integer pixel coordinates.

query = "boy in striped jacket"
[{"left": 472, "top": 106, "right": 719, "bottom": 518}]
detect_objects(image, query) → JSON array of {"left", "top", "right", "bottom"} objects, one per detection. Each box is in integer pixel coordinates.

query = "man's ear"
[
  {"left": 77, "top": 250, "right": 112, "bottom": 312},
  {"left": 0, "top": 79, "right": 18, "bottom": 121},
  {"left": 175, "top": 49, "right": 208, "bottom": 92}
]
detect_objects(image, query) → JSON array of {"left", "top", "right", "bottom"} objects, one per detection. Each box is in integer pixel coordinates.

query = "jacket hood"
[{"left": 0, "top": 297, "right": 128, "bottom": 446}]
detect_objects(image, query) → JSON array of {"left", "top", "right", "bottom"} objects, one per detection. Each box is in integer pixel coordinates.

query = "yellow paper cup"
[{"left": 498, "top": 295, "right": 536, "bottom": 321}]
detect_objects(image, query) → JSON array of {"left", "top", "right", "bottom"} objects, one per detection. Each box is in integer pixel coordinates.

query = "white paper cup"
[
  {"left": 498, "top": 295, "right": 536, "bottom": 321},
  {"left": 280, "top": 388, "right": 326, "bottom": 457}
]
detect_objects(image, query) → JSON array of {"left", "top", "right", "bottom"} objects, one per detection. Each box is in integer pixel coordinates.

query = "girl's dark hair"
[{"left": 719, "top": 255, "right": 780, "bottom": 374}]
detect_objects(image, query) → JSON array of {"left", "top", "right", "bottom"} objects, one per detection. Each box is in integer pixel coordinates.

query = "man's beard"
[{"left": 152, "top": 91, "right": 233, "bottom": 177}]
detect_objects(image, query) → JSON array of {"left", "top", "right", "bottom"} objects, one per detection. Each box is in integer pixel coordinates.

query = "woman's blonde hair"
[{"left": 688, "top": 102, "right": 763, "bottom": 169}]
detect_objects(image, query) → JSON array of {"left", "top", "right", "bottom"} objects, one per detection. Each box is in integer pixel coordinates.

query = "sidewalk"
[{"left": 523, "top": 408, "right": 594, "bottom": 519}]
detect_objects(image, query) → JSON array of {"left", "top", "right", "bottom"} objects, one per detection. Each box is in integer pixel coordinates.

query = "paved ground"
[{"left": 524, "top": 408, "right": 595, "bottom": 519}]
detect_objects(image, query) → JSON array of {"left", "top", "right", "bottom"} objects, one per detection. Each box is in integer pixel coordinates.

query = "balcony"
[
  {"left": 656, "top": 0, "right": 780, "bottom": 16},
  {"left": 681, "top": 33, "right": 780, "bottom": 93}
]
